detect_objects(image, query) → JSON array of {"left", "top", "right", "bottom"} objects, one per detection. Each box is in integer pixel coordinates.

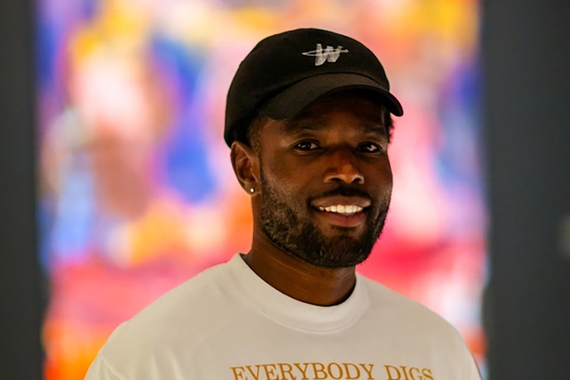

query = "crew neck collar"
[{"left": 225, "top": 254, "right": 369, "bottom": 333}]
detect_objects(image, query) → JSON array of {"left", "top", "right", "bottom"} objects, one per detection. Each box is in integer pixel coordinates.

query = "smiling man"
[{"left": 85, "top": 28, "right": 482, "bottom": 380}]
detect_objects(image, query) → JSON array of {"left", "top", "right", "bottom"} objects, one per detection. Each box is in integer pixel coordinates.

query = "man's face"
[{"left": 255, "top": 90, "right": 393, "bottom": 268}]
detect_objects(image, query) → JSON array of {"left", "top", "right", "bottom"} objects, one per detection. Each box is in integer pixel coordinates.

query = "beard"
[{"left": 258, "top": 172, "right": 390, "bottom": 268}]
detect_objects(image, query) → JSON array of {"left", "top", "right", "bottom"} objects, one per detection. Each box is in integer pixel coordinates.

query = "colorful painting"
[{"left": 37, "top": 0, "right": 485, "bottom": 378}]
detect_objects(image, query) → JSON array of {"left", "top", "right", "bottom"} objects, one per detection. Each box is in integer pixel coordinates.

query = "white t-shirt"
[{"left": 85, "top": 254, "right": 481, "bottom": 380}]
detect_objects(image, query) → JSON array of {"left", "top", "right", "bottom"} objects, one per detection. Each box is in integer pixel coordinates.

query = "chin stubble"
[{"left": 258, "top": 175, "right": 390, "bottom": 268}]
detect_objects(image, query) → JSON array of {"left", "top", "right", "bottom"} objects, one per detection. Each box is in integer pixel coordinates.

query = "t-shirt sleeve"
[
  {"left": 463, "top": 346, "right": 483, "bottom": 380},
  {"left": 84, "top": 353, "right": 124, "bottom": 380}
]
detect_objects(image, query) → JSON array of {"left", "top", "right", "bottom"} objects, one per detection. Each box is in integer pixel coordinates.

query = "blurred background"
[{"left": 1, "top": 0, "right": 569, "bottom": 379}]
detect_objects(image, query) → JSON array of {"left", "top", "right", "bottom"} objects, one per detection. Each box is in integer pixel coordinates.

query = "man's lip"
[
  {"left": 313, "top": 204, "right": 368, "bottom": 228},
  {"left": 311, "top": 196, "right": 371, "bottom": 209}
]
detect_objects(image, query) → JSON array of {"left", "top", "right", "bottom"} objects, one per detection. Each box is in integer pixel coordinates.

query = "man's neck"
[{"left": 243, "top": 232, "right": 357, "bottom": 306}]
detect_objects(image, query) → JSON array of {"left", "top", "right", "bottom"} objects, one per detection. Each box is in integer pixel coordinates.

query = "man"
[{"left": 86, "top": 28, "right": 481, "bottom": 380}]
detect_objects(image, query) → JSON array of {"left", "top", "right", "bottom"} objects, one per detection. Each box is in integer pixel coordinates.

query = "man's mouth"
[
  {"left": 318, "top": 205, "right": 364, "bottom": 215},
  {"left": 310, "top": 195, "right": 371, "bottom": 228}
]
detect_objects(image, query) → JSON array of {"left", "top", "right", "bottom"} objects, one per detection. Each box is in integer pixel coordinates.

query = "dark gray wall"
[
  {"left": 483, "top": 1, "right": 570, "bottom": 379},
  {"left": 0, "top": 0, "right": 43, "bottom": 379},
  {"left": 1, "top": 1, "right": 569, "bottom": 379}
]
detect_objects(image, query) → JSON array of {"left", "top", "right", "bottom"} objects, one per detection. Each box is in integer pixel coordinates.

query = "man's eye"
[
  {"left": 358, "top": 142, "right": 381, "bottom": 153},
  {"left": 294, "top": 141, "right": 319, "bottom": 150}
]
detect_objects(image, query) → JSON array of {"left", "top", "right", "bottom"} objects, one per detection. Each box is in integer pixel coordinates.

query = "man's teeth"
[{"left": 318, "top": 205, "right": 363, "bottom": 215}]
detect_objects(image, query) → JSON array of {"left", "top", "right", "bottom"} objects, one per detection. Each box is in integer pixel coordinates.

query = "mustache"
[{"left": 307, "top": 185, "right": 373, "bottom": 203}]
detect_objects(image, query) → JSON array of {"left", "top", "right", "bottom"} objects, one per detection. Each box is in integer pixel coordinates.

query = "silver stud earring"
[{"left": 249, "top": 188, "right": 255, "bottom": 193}]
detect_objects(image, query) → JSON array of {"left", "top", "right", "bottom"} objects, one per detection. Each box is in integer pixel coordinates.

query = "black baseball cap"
[{"left": 224, "top": 28, "right": 403, "bottom": 147}]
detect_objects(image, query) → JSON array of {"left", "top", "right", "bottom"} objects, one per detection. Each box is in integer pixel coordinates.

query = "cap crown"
[{"left": 224, "top": 28, "right": 393, "bottom": 146}]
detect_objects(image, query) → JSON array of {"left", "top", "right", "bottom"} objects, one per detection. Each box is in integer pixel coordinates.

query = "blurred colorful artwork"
[{"left": 37, "top": 0, "right": 485, "bottom": 378}]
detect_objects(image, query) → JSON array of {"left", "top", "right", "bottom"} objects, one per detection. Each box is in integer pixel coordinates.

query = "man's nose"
[{"left": 323, "top": 148, "right": 364, "bottom": 185}]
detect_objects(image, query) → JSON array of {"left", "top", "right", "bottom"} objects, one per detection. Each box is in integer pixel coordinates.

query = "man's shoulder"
[
  {"left": 99, "top": 259, "right": 236, "bottom": 357},
  {"left": 358, "top": 276, "right": 481, "bottom": 379},
  {"left": 359, "top": 275, "right": 463, "bottom": 337}
]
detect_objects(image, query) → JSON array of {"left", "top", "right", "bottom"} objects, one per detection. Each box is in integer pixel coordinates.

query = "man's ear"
[{"left": 230, "top": 141, "right": 260, "bottom": 194}]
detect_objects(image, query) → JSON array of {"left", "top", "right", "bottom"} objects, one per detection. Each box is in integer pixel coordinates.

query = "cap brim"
[{"left": 260, "top": 73, "right": 404, "bottom": 119}]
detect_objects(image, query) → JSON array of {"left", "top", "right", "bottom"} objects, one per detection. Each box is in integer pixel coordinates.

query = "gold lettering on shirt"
[
  {"left": 294, "top": 362, "right": 310, "bottom": 379},
  {"left": 422, "top": 368, "right": 434, "bottom": 380},
  {"left": 359, "top": 364, "right": 374, "bottom": 379},
  {"left": 311, "top": 362, "right": 328, "bottom": 379},
  {"left": 245, "top": 365, "right": 262, "bottom": 380},
  {"left": 277, "top": 363, "right": 297, "bottom": 380},
  {"left": 231, "top": 361, "right": 433, "bottom": 380},
  {"left": 383, "top": 365, "right": 435, "bottom": 380},
  {"left": 261, "top": 364, "right": 280, "bottom": 380},
  {"left": 327, "top": 362, "right": 343, "bottom": 379},
  {"left": 343, "top": 363, "right": 361, "bottom": 379},
  {"left": 230, "top": 361, "right": 376, "bottom": 380}
]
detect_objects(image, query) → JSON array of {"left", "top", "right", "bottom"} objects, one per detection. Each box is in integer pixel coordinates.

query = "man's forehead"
[
  {"left": 265, "top": 113, "right": 388, "bottom": 142},
  {"left": 253, "top": 89, "right": 389, "bottom": 144}
]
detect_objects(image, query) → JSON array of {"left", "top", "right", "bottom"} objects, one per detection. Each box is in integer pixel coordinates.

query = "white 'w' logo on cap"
[{"left": 302, "top": 43, "right": 349, "bottom": 66}]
